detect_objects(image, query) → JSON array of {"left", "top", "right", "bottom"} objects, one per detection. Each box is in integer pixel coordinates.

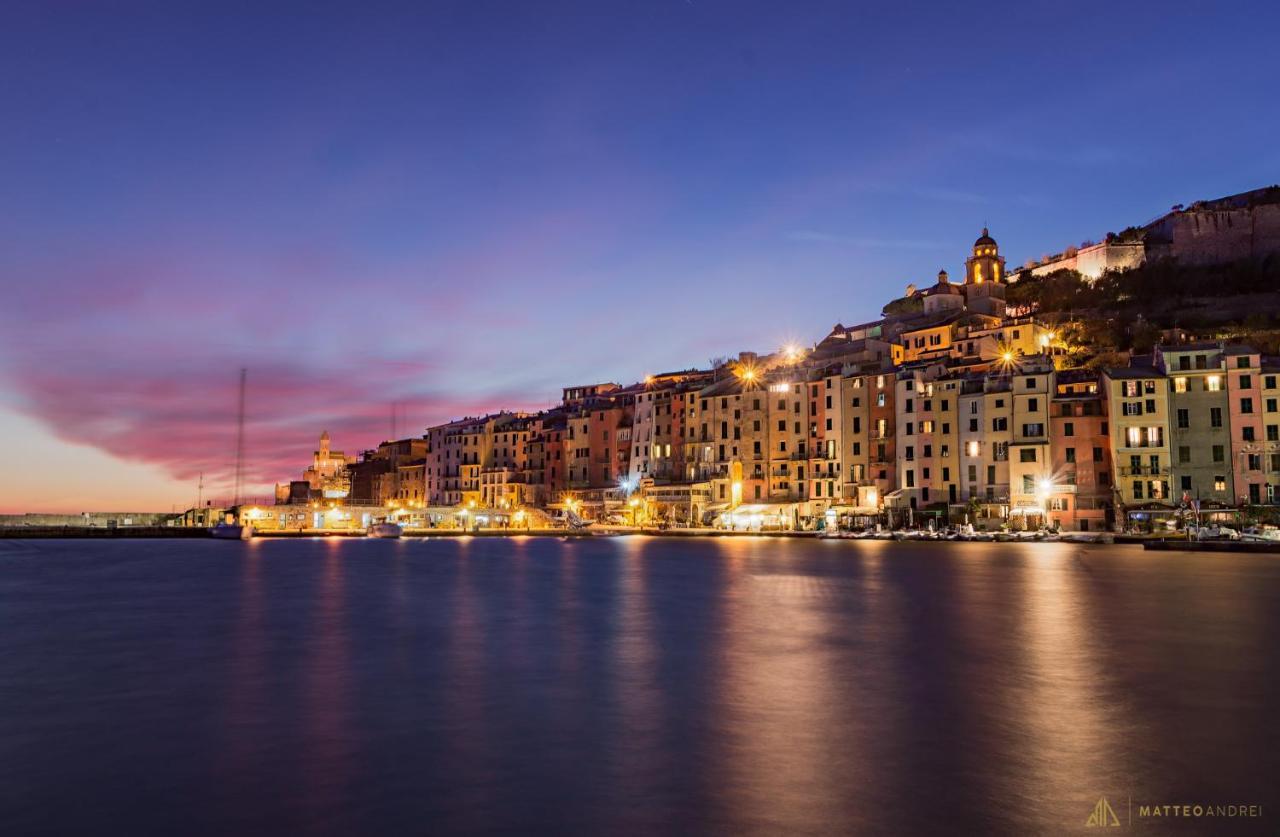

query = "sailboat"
[{"left": 211, "top": 368, "right": 254, "bottom": 540}]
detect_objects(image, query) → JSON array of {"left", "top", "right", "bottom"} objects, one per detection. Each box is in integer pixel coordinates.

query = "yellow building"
[{"left": 1103, "top": 364, "right": 1173, "bottom": 527}]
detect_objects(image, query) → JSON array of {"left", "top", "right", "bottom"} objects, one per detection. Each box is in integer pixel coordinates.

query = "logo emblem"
[{"left": 1086, "top": 797, "right": 1121, "bottom": 827}]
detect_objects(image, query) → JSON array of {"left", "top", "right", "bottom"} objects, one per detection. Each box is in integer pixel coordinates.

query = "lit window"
[
  {"left": 1174, "top": 377, "right": 1188, "bottom": 393},
  {"left": 967, "top": 441, "right": 980, "bottom": 457},
  {"left": 1206, "top": 375, "right": 1222, "bottom": 392}
]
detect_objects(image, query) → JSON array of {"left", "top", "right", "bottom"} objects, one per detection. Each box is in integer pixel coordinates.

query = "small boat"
[
  {"left": 211, "top": 522, "right": 253, "bottom": 540},
  {"left": 1240, "top": 526, "right": 1280, "bottom": 544},
  {"left": 1190, "top": 525, "right": 1240, "bottom": 542},
  {"left": 367, "top": 522, "right": 403, "bottom": 539}
]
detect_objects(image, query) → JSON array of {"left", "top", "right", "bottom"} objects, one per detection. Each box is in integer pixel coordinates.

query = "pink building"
[{"left": 1224, "top": 346, "right": 1267, "bottom": 505}]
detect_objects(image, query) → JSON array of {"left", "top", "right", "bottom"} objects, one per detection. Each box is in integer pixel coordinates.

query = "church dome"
[
  {"left": 974, "top": 227, "right": 996, "bottom": 248},
  {"left": 925, "top": 270, "right": 962, "bottom": 295}
]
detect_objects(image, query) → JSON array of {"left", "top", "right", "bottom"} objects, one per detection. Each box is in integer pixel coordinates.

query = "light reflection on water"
[{"left": 0, "top": 537, "right": 1277, "bottom": 835}]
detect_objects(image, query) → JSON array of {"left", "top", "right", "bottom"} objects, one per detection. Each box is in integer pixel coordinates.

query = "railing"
[{"left": 1118, "top": 466, "right": 1170, "bottom": 476}]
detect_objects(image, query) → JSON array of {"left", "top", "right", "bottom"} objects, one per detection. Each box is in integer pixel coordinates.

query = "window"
[
  {"left": 1178, "top": 446, "right": 1191, "bottom": 464},
  {"left": 1124, "top": 381, "right": 1139, "bottom": 397},
  {"left": 994, "top": 442, "right": 1008, "bottom": 461},
  {"left": 1176, "top": 408, "right": 1190, "bottom": 429},
  {"left": 1122, "top": 402, "right": 1143, "bottom": 416},
  {"left": 1214, "top": 476, "right": 1226, "bottom": 491},
  {"left": 1173, "top": 377, "right": 1188, "bottom": 393},
  {"left": 1206, "top": 375, "right": 1222, "bottom": 392},
  {"left": 876, "top": 393, "right": 885, "bottom": 407},
  {"left": 1063, "top": 422, "right": 1074, "bottom": 437},
  {"left": 1133, "top": 480, "right": 1144, "bottom": 500},
  {"left": 1093, "top": 447, "right": 1104, "bottom": 462},
  {"left": 1028, "top": 398, "right": 1039, "bottom": 412},
  {"left": 966, "top": 441, "right": 980, "bottom": 457},
  {"left": 1181, "top": 475, "right": 1192, "bottom": 491},
  {"left": 1269, "top": 425, "right": 1279, "bottom": 442},
  {"left": 905, "top": 398, "right": 914, "bottom": 413},
  {"left": 1243, "top": 427, "right": 1256, "bottom": 442},
  {"left": 969, "top": 418, "right": 979, "bottom": 432},
  {"left": 921, "top": 420, "right": 935, "bottom": 434},
  {"left": 992, "top": 417, "right": 1008, "bottom": 432},
  {"left": 1066, "top": 448, "right": 1076, "bottom": 463},
  {"left": 1020, "top": 448, "right": 1037, "bottom": 463},
  {"left": 906, "top": 470, "right": 915, "bottom": 488},
  {"left": 1022, "top": 423, "right": 1044, "bottom": 437},
  {"left": 1210, "top": 407, "right": 1223, "bottom": 428},
  {"left": 1023, "top": 475, "right": 1035, "bottom": 493},
  {"left": 1212, "top": 445, "right": 1225, "bottom": 463},
  {"left": 1241, "top": 398, "right": 1254, "bottom": 414},
  {"left": 905, "top": 446, "right": 915, "bottom": 461}
]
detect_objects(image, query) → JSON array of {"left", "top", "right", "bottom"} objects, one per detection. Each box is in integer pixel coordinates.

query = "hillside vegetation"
[{"left": 1008, "top": 257, "right": 1280, "bottom": 358}]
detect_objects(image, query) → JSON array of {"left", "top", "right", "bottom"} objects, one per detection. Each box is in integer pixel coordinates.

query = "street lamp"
[{"left": 1036, "top": 477, "right": 1053, "bottom": 530}]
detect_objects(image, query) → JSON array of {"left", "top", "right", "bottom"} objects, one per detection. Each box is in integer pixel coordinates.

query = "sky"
[{"left": 3, "top": 0, "right": 1278, "bottom": 513}]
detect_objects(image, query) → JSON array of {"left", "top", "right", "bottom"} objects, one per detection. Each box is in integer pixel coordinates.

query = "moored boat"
[
  {"left": 210, "top": 522, "right": 253, "bottom": 540},
  {"left": 367, "top": 521, "right": 403, "bottom": 539}
]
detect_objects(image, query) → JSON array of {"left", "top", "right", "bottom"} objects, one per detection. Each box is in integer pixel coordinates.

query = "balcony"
[{"left": 1118, "top": 466, "right": 1170, "bottom": 477}]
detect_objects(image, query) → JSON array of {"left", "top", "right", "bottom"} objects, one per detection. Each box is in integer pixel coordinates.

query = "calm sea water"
[{"left": 1, "top": 536, "right": 1277, "bottom": 835}]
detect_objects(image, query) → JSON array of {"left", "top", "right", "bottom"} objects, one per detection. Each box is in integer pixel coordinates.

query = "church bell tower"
[{"left": 962, "top": 228, "right": 1008, "bottom": 317}]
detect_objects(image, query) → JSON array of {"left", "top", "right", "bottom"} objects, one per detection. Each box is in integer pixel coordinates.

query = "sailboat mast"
[{"left": 234, "top": 368, "right": 246, "bottom": 506}]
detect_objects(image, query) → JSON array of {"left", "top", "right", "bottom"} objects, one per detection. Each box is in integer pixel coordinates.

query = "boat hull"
[{"left": 210, "top": 524, "right": 253, "bottom": 540}]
